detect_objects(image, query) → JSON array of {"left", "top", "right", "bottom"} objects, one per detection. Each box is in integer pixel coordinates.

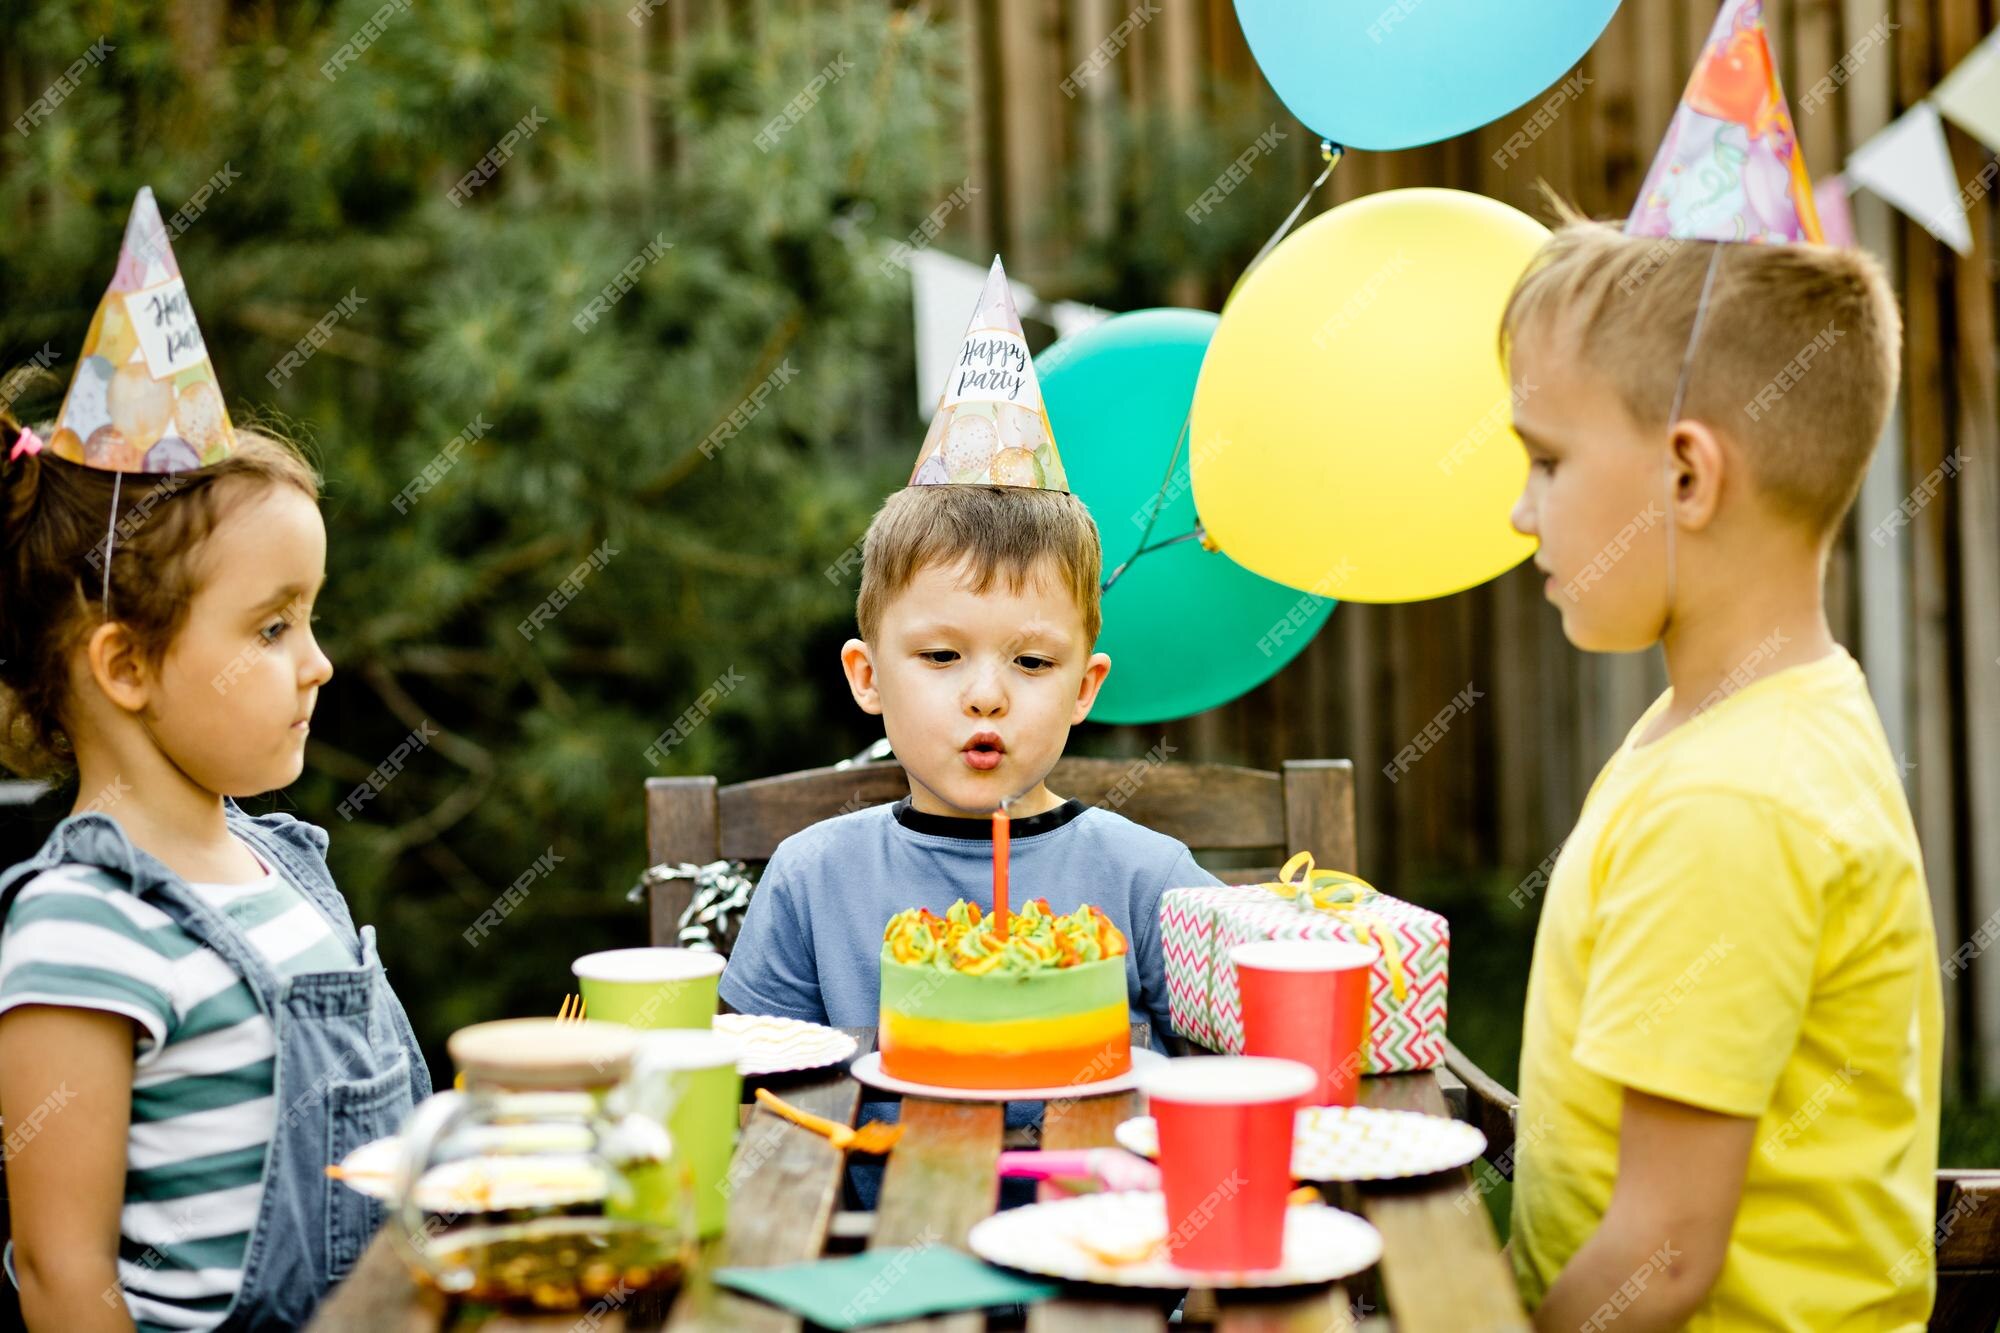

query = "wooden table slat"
[
  {"left": 1028, "top": 1090, "right": 1170, "bottom": 1333},
  {"left": 865, "top": 1098, "right": 1004, "bottom": 1332},
  {"left": 1356, "top": 1072, "right": 1529, "bottom": 1333},
  {"left": 309, "top": 1232, "right": 449, "bottom": 1333},
  {"left": 1214, "top": 1287, "right": 1358, "bottom": 1333},
  {"left": 311, "top": 1031, "right": 1524, "bottom": 1333}
]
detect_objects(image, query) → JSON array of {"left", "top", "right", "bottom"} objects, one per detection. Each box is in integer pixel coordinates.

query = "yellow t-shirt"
[{"left": 1511, "top": 647, "right": 1941, "bottom": 1331}]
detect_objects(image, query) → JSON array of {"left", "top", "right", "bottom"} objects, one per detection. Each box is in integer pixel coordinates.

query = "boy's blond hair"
[
  {"left": 1500, "top": 208, "right": 1902, "bottom": 540},
  {"left": 856, "top": 486, "right": 1102, "bottom": 645}
]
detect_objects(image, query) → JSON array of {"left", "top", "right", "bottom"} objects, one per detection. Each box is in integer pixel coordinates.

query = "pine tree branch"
[
  {"left": 637, "top": 305, "right": 804, "bottom": 500},
  {"left": 357, "top": 533, "right": 575, "bottom": 648},
  {"left": 359, "top": 660, "right": 496, "bottom": 775}
]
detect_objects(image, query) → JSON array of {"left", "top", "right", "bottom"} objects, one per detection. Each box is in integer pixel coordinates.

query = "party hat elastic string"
[
  {"left": 1660, "top": 244, "right": 1727, "bottom": 641},
  {"left": 100, "top": 473, "right": 122, "bottom": 617}
]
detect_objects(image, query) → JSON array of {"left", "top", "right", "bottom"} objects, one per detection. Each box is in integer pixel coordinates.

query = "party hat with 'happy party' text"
[
  {"left": 47, "top": 187, "right": 236, "bottom": 474},
  {"left": 908, "top": 256, "right": 1068, "bottom": 492}
]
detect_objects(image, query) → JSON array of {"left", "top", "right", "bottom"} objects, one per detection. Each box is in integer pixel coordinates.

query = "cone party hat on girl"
[
  {"left": 49, "top": 187, "right": 235, "bottom": 474},
  {"left": 909, "top": 256, "right": 1068, "bottom": 491},
  {"left": 1627, "top": 0, "right": 1825, "bottom": 244}
]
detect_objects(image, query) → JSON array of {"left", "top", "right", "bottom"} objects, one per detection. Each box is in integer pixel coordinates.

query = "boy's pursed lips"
[{"left": 962, "top": 730, "right": 1005, "bottom": 771}]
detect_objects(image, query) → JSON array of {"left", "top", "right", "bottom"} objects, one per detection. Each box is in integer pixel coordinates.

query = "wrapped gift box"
[{"left": 1160, "top": 877, "right": 1449, "bottom": 1073}]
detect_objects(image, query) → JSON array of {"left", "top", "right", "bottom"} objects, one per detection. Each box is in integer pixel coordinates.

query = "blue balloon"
[
  {"left": 1233, "top": 0, "right": 1623, "bottom": 151},
  {"left": 1040, "top": 309, "right": 1333, "bottom": 725}
]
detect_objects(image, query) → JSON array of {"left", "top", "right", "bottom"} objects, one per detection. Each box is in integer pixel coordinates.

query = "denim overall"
[{"left": 0, "top": 803, "right": 432, "bottom": 1331}]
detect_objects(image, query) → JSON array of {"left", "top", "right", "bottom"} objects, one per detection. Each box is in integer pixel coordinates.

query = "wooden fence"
[{"left": 839, "top": 0, "right": 2000, "bottom": 1094}]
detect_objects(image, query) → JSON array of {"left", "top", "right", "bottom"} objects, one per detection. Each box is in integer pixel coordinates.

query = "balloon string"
[
  {"left": 1102, "top": 526, "right": 1206, "bottom": 593},
  {"left": 1104, "top": 409, "right": 1193, "bottom": 594},
  {"left": 1242, "top": 140, "right": 1344, "bottom": 285},
  {"left": 1103, "top": 138, "right": 1343, "bottom": 598}
]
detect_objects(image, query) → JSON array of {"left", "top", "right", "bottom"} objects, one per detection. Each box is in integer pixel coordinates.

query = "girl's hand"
[{"left": 0, "top": 1005, "right": 140, "bottom": 1333}]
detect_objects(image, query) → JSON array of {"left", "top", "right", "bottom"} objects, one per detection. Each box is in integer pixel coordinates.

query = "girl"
[{"left": 0, "top": 412, "right": 429, "bottom": 1332}]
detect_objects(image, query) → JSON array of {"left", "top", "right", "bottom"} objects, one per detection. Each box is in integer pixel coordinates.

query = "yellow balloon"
[{"left": 1191, "top": 188, "right": 1547, "bottom": 603}]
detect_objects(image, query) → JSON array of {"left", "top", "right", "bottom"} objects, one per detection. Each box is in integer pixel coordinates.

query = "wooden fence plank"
[{"left": 1941, "top": 0, "right": 2000, "bottom": 1096}]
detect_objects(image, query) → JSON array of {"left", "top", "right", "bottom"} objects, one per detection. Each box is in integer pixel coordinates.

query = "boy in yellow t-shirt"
[{"left": 1501, "top": 214, "right": 1942, "bottom": 1331}]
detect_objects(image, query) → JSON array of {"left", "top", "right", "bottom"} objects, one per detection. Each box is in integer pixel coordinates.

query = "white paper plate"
[
  {"left": 968, "top": 1190, "right": 1382, "bottom": 1289},
  {"left": 1116, "top": 1105, "right": 1486, "bottom": 1182},
  {"left": 716, "top": 1013, "right": 859, "bottom": 1076},
  {"left": 850, "top": 1048, "right": 1166, "bottom": 1102},
  {"left": 332, "top": 1136, "right": 403, "bottom": 1200},
  {"left": 332, "top": 1138, "right": 611, "bottom": 1211}
]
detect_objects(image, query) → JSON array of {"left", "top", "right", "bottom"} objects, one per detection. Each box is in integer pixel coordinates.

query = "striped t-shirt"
[{"left": 0, "top": 859, "right": 354, "bottom": 1332}]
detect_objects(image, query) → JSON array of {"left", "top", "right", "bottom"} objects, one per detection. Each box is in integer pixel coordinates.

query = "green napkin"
[{"left": 714, "top": 1245, "right": 1059, "bottom": 1330}]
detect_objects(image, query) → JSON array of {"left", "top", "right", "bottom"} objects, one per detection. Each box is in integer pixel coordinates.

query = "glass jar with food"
[{"left": 391, "top": 1018, "right": 684, "bottom": 1311}]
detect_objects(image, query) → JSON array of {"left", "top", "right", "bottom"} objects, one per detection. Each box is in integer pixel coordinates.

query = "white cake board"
[{"left": 850, "top": 1048, "right": 1166, "bottom": 1102}]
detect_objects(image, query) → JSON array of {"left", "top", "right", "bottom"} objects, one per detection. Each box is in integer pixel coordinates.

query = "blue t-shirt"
[{"left": 720, "top": 796, "right": 1220, "bottom": 1044}]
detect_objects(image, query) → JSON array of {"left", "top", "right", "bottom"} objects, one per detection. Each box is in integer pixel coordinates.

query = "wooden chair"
[
  {"left": 1441, "top": 1045, "right": 2000, "bottom": 1331},
  {"left": 640, "top": 757, "right": 1356, "bottom": 952}
]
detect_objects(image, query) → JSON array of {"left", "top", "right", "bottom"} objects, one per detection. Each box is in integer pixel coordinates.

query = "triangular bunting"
[
  {"left": 1813, "top": 173, "right": 1857, "bottom": 249},
  {"left": 1934, "top": 29, "right": 2000, "bottom": 156},
  {"left": 1847, "top": 101, "right": 1974, "bottom": 256}
]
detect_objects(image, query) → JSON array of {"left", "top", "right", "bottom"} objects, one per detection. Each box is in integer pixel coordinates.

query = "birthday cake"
[{"left": 878, "top": 899, "right": 1131, "bottom": 1090}]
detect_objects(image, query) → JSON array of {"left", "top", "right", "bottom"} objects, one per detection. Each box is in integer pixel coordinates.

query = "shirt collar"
[{"left": 892, "top": 796, "right": 1087, "bottom": 841}]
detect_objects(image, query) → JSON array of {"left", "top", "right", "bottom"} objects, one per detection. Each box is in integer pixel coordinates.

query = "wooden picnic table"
[{"left": 307, "top": 1027, "right": 1526, "bottom": 1332}]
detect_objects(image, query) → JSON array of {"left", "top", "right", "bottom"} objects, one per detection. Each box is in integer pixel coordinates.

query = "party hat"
[
  {"left": 48, "top": 187, "right": 235, "bottom": 474},
  {"left": 1627, "top": 0, "right": 1825, "bottom": 244},
  {"left": 909, "top": 256, "right": 1068, "bottom": 492}
]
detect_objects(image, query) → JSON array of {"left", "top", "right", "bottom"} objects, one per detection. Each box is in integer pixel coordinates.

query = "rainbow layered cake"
[{"left": 878, "top": 898, "right": 1132, "bottom": 1089}]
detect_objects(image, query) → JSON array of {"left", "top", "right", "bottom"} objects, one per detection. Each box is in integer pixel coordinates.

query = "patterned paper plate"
[
  {"left": 716, "top": 1013, "right": 859, "bottom": 1076},
  {"left": 968, "top": 1190, "right": 1382, "bottom": 1289},
  {"left": 1116, "top": 1105, "right": 1486, "bottom": 1182}
]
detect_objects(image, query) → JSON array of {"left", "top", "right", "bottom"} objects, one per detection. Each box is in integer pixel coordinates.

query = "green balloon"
[{"left": 1040, "top": 309, "right": 1334, "bottom": 725}]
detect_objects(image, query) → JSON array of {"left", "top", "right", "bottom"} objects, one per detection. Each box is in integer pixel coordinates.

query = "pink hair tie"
[{"left": 9, "top": 426, "right": 43, "bottom": 462}]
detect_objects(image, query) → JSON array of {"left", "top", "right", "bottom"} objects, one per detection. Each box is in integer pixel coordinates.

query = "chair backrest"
[
  {"left": 642, "top": 757, "right": 1355, "bottom": 949},
  {"left": 1932, "top": 1169, "right": 2000, "bottom": 1333}
]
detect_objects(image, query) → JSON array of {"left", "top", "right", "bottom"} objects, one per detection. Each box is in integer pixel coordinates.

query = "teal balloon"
[
  {"left": 1040, "top": 309, "right": 1333, "bottom": 725},
  {"left": 1233, "top": 0, "right": 1622, "bottom": 151}
]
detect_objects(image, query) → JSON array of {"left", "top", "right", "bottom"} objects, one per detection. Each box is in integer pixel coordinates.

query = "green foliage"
[
  {"left": 5, "top": 2, "right": 1426, "bottom": 1077},
  {"left": 2, "top": 0, "right": 967, "bottom": 1063}
]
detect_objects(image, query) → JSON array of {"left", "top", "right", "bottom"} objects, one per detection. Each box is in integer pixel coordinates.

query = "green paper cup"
[
  {"left": 572, "top": 948, "right": 725, "bottom": 1029},
  {"left": 624, "top": 1030, "right": 742, "bottom": 1239}
]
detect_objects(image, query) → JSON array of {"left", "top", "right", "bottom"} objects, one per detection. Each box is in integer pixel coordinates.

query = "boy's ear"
[
  {"left": 841, "top": 638, "right": 884, "bottom": 715},
  {"left": 1070, "top": 651, "right": 1112, "bottom": 725},
  {"left": 85, "top": 622, "right": 152, "bottom": 715},
  {"left": 1670, "top": 418, "right": 1726, "bottom": 532}
]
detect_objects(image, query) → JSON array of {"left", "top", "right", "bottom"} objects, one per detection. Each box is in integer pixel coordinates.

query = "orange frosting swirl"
[{"left": 881, "top": 898, "right": 1128, "bottom": 975}]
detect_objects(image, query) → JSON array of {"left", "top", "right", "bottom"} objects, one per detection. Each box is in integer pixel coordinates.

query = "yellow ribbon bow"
[{"left": 1266, "top": 851, "right": 1407, "bottom": 1003}]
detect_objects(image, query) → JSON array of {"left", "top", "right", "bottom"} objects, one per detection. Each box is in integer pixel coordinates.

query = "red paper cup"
[
  {"left": 1231, "top": 939, "right": 1377, "bottom": 1107},
  {"left": 1139, "top": 1056, "right": 1317, "bottom": 1271}
]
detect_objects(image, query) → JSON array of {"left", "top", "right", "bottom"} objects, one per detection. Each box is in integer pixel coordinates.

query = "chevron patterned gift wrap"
[{"left": 1159, "top": 883, "right": 1448, "bottom": 1072}]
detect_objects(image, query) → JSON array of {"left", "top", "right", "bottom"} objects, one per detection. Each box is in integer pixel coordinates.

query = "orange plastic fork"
[{"left": 754, "top": 1087, "right": 904, "bottom": 1154}]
